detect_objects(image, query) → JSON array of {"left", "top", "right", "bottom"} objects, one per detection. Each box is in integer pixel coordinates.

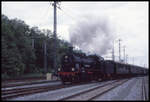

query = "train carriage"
[
  {"left": 115, "top": 62, "right": 130, "bottom": 78},
  {"left": 103, "top": 60, "right": 115, "bottom": 79}
]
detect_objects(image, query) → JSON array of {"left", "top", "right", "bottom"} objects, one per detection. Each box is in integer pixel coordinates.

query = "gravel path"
[{"left": 93, "top": 76, "right": 148, "bottom": 100}]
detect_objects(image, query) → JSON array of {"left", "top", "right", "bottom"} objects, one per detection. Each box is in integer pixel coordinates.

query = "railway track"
[
  {"left": 59, "top": 79, "right": 129, "bottom": 101},
  {"left": 2, "top": 78, "right": 131, "bottom": 100},
  {"left": 2, "top": 80, "right": 59, "bottom": 88},
  {"left": 2, "top": 83, "right": 70, "bottom": 100},
  {"left": 2, "top": 80, "right": 98, "bottom": 100},
  {"left": 2, "top": 77, "right": 46, "bottom": 84},
  {"left": 142, "top": 77, "right": 148, "bottom": 100}
]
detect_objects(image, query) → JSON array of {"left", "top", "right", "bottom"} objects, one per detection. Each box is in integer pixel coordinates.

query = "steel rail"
[{"left": 60, "top": 79, "right": 129, "bottom": 101}]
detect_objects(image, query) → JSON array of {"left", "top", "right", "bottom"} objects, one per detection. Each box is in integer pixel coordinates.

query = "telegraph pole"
[
  {"left": 123, "top": 45, "right": 126, "bottom": 63},
  {"left": 133, "top": 57, "right": 134, "bottom": 65},
  {"left": 118, "top": 39, "right": 122, "bottom": 62},
  {"left": 32, "top": 39, "right": 34, "bottom": 49},
  {"left": 44, "top": 40, "right": 47, "bottom": 73},
  {"left": 112, "top": 41, "right": 115, "bottom": 61},
  {"left": 30, "top": 30, "right": 35, "bottom": 49},
  {"left": 126, "top": 54, "right": 128, "bottom": 64},
  {"left": 53, "top": 1, "right": 57, "bottom": 73}
]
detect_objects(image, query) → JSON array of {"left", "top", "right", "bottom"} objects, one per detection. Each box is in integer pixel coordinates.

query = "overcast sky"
[{"left": 2, "top": 1, "right": 149, "bottom": 68}]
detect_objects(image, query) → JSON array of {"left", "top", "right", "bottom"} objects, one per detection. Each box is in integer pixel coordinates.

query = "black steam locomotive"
[{"left": 57, "top": 48, "right": 148, "bottom": 84}]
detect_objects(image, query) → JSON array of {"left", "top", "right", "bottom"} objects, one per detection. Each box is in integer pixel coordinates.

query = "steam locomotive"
[{"left": 57, "top": 48, "right": 148, "bottom": 84}]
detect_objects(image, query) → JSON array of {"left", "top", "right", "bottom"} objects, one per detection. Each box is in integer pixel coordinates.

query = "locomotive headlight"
[
  {"left": 58, "top": 68, "right": 61, "bottom": 71},
  {"left": 65, "top": 56, "right": 68, "bottom": 59},
  {"left": 72, "top": 68, "right": 75, "bottom": 71}
]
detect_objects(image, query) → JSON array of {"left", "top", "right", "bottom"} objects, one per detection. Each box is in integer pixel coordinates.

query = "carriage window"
[
  {"left": 84, "top": 64, "right": 90, "bottom": 68},
  {"left": 106, "top": 61, "right": 110, "bottom": 64}
]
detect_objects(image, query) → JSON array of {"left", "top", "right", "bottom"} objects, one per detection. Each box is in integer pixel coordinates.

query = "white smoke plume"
[{"left": 69, "top": 15, "right": 116, "bottom": 56}]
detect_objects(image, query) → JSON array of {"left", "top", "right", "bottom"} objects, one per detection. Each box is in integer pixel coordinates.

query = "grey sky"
[{"left": 2, "top": 1, "right": 149, "bottom": 68}]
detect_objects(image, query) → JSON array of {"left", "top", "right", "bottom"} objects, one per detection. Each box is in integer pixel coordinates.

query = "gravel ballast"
[
  {"left": 10, "top": 80, "right": 115, "bottom": 100},
  {"left": 93, "top": 76, "right": 148, "bottom": 100}
]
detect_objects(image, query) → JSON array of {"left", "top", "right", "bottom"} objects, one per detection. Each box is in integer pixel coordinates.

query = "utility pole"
[
  {"left": 126, "top": 54, "right": 128, "bottom": 64},
  {"left": 123, "top": 45, "right": 126, "bottom": 63},
  {"left": 118, "top": 39, "right": 122, "bottom": 62},
  {"left": 133, "top": 57, "right": 134, "bottom": 65},
  {"left": 32, "top": 39, "right": 34, "bottom": 49},
  {"left": 53, "top": 1, "right": 58, "bottom": 73},
  {"left": 44, "top": 40, "right": 47, "bottom": 73},
  {"left": 30, "top": 30, "right": 35, "bottom": 49},
  {"left": 112, "top": 41, "right": 115, "bottom": 61}
]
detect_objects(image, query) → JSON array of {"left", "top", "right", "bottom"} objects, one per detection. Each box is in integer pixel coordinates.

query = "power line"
[
  {"left": 58, "top": 8, "right": 78, "bottom": 21},
  {"left": 38, "top": 3, "right": 51, "bottom": 27},
  {"left": 56, "top": 4, "right": 80, "bottom": 23}
]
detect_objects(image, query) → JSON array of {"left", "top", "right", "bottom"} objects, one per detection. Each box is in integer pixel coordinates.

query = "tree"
[{"left": 2, "top": 14, "right": 86, "bottom": 78}]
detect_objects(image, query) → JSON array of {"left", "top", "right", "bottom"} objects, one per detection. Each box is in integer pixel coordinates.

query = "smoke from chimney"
[{"left": 69, "top": 15, "right": 116, "bottom": 56}]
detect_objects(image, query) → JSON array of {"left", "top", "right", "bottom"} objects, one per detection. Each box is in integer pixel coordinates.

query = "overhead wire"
[
  {"left": 38, "top": 3, "right": 52, "bottom": 27},
  {"left": 36, "top": 2, "right": 81, "bottom": 41},
  {"left": 50, "top": 2, "right": 80, "bottom": 40},
  {"left": 56, "top": 3, "right": 80, "bottom": 23}
]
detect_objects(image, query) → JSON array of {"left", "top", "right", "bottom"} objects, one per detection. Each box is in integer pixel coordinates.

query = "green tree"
[{"left": 2, "top": 14, "right": 86, "bottom": 78}]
